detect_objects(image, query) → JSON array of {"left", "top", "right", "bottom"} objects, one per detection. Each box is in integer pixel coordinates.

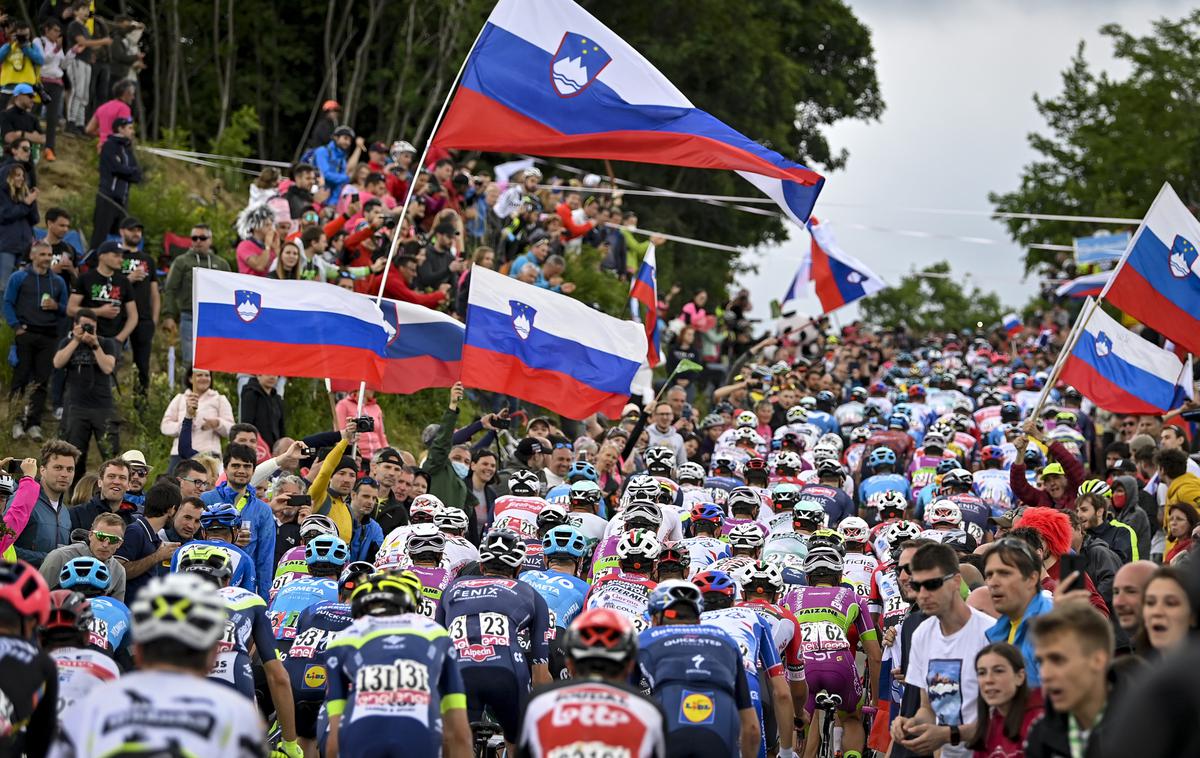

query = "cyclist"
[
  {"left": 722, "top": 486, "right": 769, "bottom": 536},
  {"left": 733, "top": 561, "right": 807, "bottom": 712},
  {"left": 434, "top": 506, "right": 480, "bottom": 571},
  {"left": 925, "top": 499, "right": 965, "bottom": 532},
  {"left": 866, "top": 521, "right": 923, "bottom": 633},
  {"left": 267, "top": 533, "right": 347, "bottom": 644},
  {"left": 519, "top": 609, "right": 667, "bottom": 757},
  {"left": 914, "top": 458, "right": 964, "bottom": 519},
  {"left": 679, "top": 503, "right": 731, "bottom": 574},
  {"left": 176, "top": 544, "right": 300, "bottom": 755},
  {"left": 405, "top": 528, "right": 455, "bottom": 617},
  {"left": 836, "top": 517, "right": 878, "bottom": 596},
  {"left": 609, "top": 476, "right": 684, "bottom": 542},
  {"left": 51, "top": 572, "right": 268, "bottom": 756},
  {"left": 171, "top": 502, "right": 258, "bottom": 593},
  {"left": 908, "top": 431, "right": 949, "bottom": 492},
  {"left": 637, "top": 580, "right": 760, "bottom": 758},
  {"left": 706, "top": 453, "right": 744, "bottom": 492},
  {"left": 973, "top": 445, "right": 1015, "bottom": 511},
  {"left": 783, "top": 545, "right": 881, "bottom": 758},
  {"left": 58, "top": 556, "right": 133, "bottom": 671},
  {"left": 528, "top": 501, "right": 572, "bottom": 571},
  {"left": 585, "top": 528, "right": 660, "bottom": 631},
  {"left": 792, "top": 500, "right": 828, "bottom": 540},
  {"left": 41, "top": 589, "right": 120, "bottom": 715},
  {"left": 492, "top": 469, "right": 549, "bottom": 532},
  {"left": 0, "top": 561, "right": 57, "bottom": 758},
  {"left": 800, "top": 459, "right": 856, "bottom": 525},
  {"left": 656, "top": 545, "right": 690, "bottom": 582},
  {"left": 765, "top": 482, "right": 801, "bottom": 535},
  {"left": 437, "top": 529, "right": 551, "bottom": 753},
  {"left": 566, "top": 479, "right": 609, "bottom": 542},
  {"left": 591, "top": 500, "right": 663, "bottom": 579},
  {"left": 697, "top": 570, "right": 796, "bottom": 758},
  {"left": 939, "top": 468, "right": 991, "bottom": 531},
  {"left": 520, "top": 525, "right": 591, "bottom": 679},
  {"left": 325, "top": 571, "right": 471, "bottom": 758},
  {"left": 710, "top": 522, "right": 766, "bottom": 575},
  {"left": 374, "top": 495, "right": 442, "bottom": 570},
  {"left": 858, "top": 447, "right": 910, "bottom": 508},
  {"left": 270, "top": 514, "right": 339, "bottom": 599},
  {"left": 283, "top": 560, "right": 371, "bottom": 758}
]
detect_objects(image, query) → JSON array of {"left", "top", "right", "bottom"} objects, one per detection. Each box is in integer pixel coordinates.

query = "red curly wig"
[{"left": 1015, "top": 506, "right": 1072, "bottom": 557}]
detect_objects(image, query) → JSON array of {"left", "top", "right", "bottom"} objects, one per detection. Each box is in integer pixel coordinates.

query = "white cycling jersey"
[{"left": 49, "top": 646, "right": 120, "bottom": 716}]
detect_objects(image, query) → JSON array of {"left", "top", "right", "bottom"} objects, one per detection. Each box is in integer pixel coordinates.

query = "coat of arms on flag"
[
  {"left": 234, "top": 290, "right": 261, "bottom": 323},
  {"left": 550, "top": 34, "right": 611, "bottom": 97},
  {"left": 510, "top": 300, "right": 536, "bottom": 340},
  {"left": 1169, "top": 235, "right": 1199, "bottom": 279}
]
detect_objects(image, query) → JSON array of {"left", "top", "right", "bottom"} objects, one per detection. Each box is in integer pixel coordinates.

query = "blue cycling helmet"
[
  {"left": 567, "top": 461, "right": 598, "bottom": 483},
  {"left": 887, "top": 413, "right": 910, "bottom": 431},
  {"left": 542, "top": 525, "right": 588, "bottom": 559},
  {"left": 867, "top": 447, "right": 897, "bottom": 469},
  {"left": 545, "top": 484, "right": 572, "bottom": 505},
  {"left": 689, "top": 503, "right": 725, "bottom": 527},
  {"left": 199, "top": 503, "right": 241, "bottom": 530},
  {"left": 306, "top": 534, "right": 350, "bottom": 567},
  {"left": 1024, "top": 447, "right": 1045, "bottom": 468},
  {"left": 647, "top": 580, "right": 704, "bottom": 617},
  {"left": 60, "top": 557, "right": 109, "bottom": 592},
  {"left": 693, "top": 570, "right": 738, "bottom": 598}
]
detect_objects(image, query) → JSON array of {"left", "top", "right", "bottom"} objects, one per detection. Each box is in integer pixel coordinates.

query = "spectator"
[
  {"left": 33, "top": 22, "right": 64, "bottom": 161},
  {"left": 5, "top": 240, "right": 67, "bottom": 440},
  {"left": 514, "top": 261, "right": 538, "bottom": 285},
  {"left": 240, "top": 374, "right": 285, "bottom": 450},
  {"left": 543, "top": 438, "right": 573, "bottom": 488},
  {"left": 270, "top": 240, "right": 302, "bottom": 280},
  {"left": 368, "top": 253, "right": 448, "bottom": 308},
  {"left": 171, "top": 458, "right": 212, "bottom": 501},
  {"left": 968, "top": 642, "right": 1043, "bottom": 756},
  {"left": 305, "top": 422, "right": 359, "bottom": 542},
  {"left": 42, "top": 207, "right": 76, "bottom": 288},
  {"left": 983, "top": 538, "right": 1050, "bottom": 685},
  {"left": 313, "top": 125, "right": 361, "bottom": 200},
  {"left": 69, "top": 457, "right": 132, "bottom": 529},
  {"left": 68, "top": 240, "right": 136, "bottom": 341},
  {"left": 417, "top": 221, "right": 462, "bottom": 296},
  {"left": 370, "top": 448, "right": 410, "bottom": 536},
  {"left": 89, "top": 116, "right": 141, "bottom": 250},
  {"left": 347, "top": 477, "right": 384, "bottom": 563},
  {"left": 104, "top": 16, "right": 144, "bottom": 85},
  {"left": 0, "top": 456, "right": 40, "bottom": 558},
  {"left": 1136, "top": 566, "right": 1197, "bottom": 657},
  {"left": 423, "top": 382, "right": 477, "bottom": 521},
  {"left": 114, "top": 480, "right": 181, "bottom": 602},
  {"left": 234, "top": 204, "right": 280, "bottom": 277},
  {"left": 508, "top": 231, "right": 550, "bottom": 281},
  {"left": 307, "top": 99, "right": 341, "bottom": 150},
  {"left": 53, "top": 309, "right": 119, "bottom": 472},
  {"left": 161, "top": 494, "right": 204, "bottom": 545},
  {"left": 63, "top": 2, "right": 112, "bottom": 135},
  {"left": 160, "top": 223, "right": 228, "bottom": 366},
  {"left": 0, "top": 19, "right": 43, "bottom": 97},
  {"left": 12, "top": 439, "right": 78, "bottom": 566},
  {"left": 467, "top": 449, "right": 498, "bottom": 538},
  {"left": 1010, "top": 420, "right": 1086, "bottom": 509},
  {"left": 160, "top": 367, "right": 233, "bottom": 460},
  {"left": 537, "top": 254, "right": 575, "bottom": 293},
  {"left": 115, "top": 217, "right": 157, "bottom": 391},
  {"left": 0, "top": 159, "right": 37, "bottom": 291},
  {"left": 334, "top": 389, "right": 388, "bottom": 460},
  {"left": 199, "top": 443, "right": 276, "bottom": 601},
  {"left": 39, "top": 511, "right": 127, "bottom": 601},
  {"left": 645, "top": 402, "right": 687, "bottom": 463},
  {"left": 455, "top": 244, "right": 493, "bottom": 315},
  {"left": 1164, "top": 504, "right": 1198, "bottom": 564},
  {"left": 84, "top": 79, "right": 135, "bottom": 147},
  {"left": 0, "top": 84, "right": 45, "bottom": 159},
  {"left": 283, "top": 162, "right": 328, "bottom": 220},
  {"left": 1156, "top": 446, "right": 1200, "bottom": 554}
]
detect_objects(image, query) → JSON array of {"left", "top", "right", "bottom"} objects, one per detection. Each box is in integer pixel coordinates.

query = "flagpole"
[
  {"left": 1031, "top": 296, "right": 1101, "bottom": 419},
  {"left": 352, "top": 18, "right": 490, "bottom": 423}
]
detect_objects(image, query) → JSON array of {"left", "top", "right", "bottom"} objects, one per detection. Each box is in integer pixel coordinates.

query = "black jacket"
[
  {"left": 0, "top": 161, "right": 38, "bottom": 253},
  {"left": 1078, "top": 535, "right": 1121, "bottom": 610},
  {"left": 69, "top": 495, "right": 136, "bottom": 531},
  {"left": 97, "top": 133, "right": 142, "bottom": 203},
  {"left": 283, "top": 183, "right": 316, "bottom": 222},
  {"left": 239, "top": 378, "right": 285, "bottom": 449}
]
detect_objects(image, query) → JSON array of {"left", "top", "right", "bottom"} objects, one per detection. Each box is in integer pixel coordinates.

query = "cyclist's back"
[
  {"left": 782, "top": 583, "right": 874, "bottom": 712},
  {"left": 86, "top": 595, "right": 133, "bottom": 669},
  {"left": 267, "top": 575, "right": 338, "bottom": 645},
  {"left": 49, "top": 645, "right": 120, "bottom": 714},
  {"left": 212, "top": 584, "right": 281, "bottom": 699},
  {"left": 519, "top": 679, "right": 667, "bottom": 758},
  {"left": 584, "top": 570, "right": 658, "bottom": 632},
  {"left": 171, "top": 538, "right": 257, "bottom": 593},
  {"left": 0, "top": 634, "right": 58, "bottom": 757},
  {"left": 520, "top": 567, "right": 589, "bottom": 630}
]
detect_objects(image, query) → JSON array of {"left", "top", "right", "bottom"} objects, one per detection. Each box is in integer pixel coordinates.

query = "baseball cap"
[
  {"left": 989, "top": 509, "right": 1019, "bottom": 528},
  {"left": 516, "top": 438, "right": 546, "bottom": 459},
  {"left": 96, "top": 240, "right": 123, "bottom": 256},
  {"left": 433, "top": 221, "right": 457, "bottom": 237},
  {"left": 369, "top": 142, "right": 387, "bottom": 154},
  {"left": 1042, "top": 462, "right": 1066, "bottom": 478},
  {"left": 374, "top": 448, "right": 403, "bottom": 467},
  {"left": 332, "top": 125, "right": 355, "bottom": 139},
  {"left": 1108, "top": 458, "right": 1137, "bottom": 474},
  {"left": 12, "top": 84, "right": 34, "bottom": 97},
  {"left": 621, "top": 403, "right": 641, "bottom": 419},
  {"left": 322, "top": 100, "right": 341, "bottom": 112},
  {"left": 120, "top": 216, "right": 144, "bottom": 230},
  {"left": 121, "top": 450, "right": 151, "bottom": 470}
]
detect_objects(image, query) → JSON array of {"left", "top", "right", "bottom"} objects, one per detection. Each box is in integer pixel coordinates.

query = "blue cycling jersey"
[
  {"left": 283, "top": 600, "right": 353, "bottom": 700},
  {"left": 806, "top": 411, "right": 840, "bottom": 436},
  {"left": 701, "top": 606, "right": 780, "bottom": 758},
  {"left": 436, "top": 576, "right": 551, "bottom": 677},
  {"left": 87, "top": 596, "right": 131, "bottom": 662},
  {"left": 170, "top": 539, "right": 258, "bottom": 595},
  {"left": 267, "top": 576, "right": 338, "bottom": 644},
  {"left": 859, "top": 473, "right": 911, "bottom": 507},
  {"left": 798, "top": 483, "right": 856, "bottom": 524},
  {"left": 210, "top": 585, "right": 280, "bottom": 699},
  {"left": 518, "top": 568, "right": 589, "bottom": 630}
]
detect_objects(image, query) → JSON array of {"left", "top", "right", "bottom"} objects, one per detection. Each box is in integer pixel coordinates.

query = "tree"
[
  {"left": 990, "top": 11, "right": 1200, "bottom": 272},
  {"left": 858, "top": 262, "right": 1005, "bottom": 334}
]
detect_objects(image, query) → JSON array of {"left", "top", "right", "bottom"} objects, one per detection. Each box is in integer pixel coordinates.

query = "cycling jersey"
[
  {"left": 719, "top": 517, "right": 767, "bottom": 539},
  {"left": 49, "top": 646, "right": 120, "bottom": 716},
  {"left": 437, "top": 576, "right": 551, "bottom": 676},
  {"left": 858, "top": 474, "right": 911, "bottom": 508},
  {"left": 588, "top": 533, "right": 623, "bottom": 580},
  {"left": 442, "top": 534, "right": 479, "bottom": 572},
  {"left": 283, "top": 600, "right": 353, "bottom": 702},
  {"left": 636, "top": 624, "right": 752, "bottom": 758},
  {"left": 492, "top": 495, "right": 549, "bottom": 533},
  {"left": 708, "top": 555, "right": 755, "bottom": 576},
  {"left": 519, "top": 679, "right": 667, "bottom": 758},
  {"left": 806, "top": 410, "right": 839, "bottom": 436},
  {"left": 701, "top": 605, "right": 780, "bottom": 757},
  {"left": 584, "top": 571, "right": 657, "bottom": 632},
  {"left": 603, "top": 508, "right": 685, "bottom": 544},
  {"left": 677, "top": 536, "right": 730, "bottom": 573},
  {"left": 947, "top": 493, "right": 991, "bottom": 531},
  {"left": 86, "top": 596, "right": 132, "bottom": 669},
  {"left": 703, "top": 474, "right": 743, "bottom": 493},
  {"left": 0, "top": 635, "right": 58, "bottom": 758},
  {"left": 325, "top": 614, "right": 465, "bottom": 757},
  {"left": 737, "top": 599, "right": 805, "bottom": 683},
  {"left": 267, "top": 575, "right": 338, "bottom": 644},
  {"left": 519, "top": 567, "right": 589, "bottom": 631},
  {"left": 170, "top": 539, "right": 257, "bottom": 595},
  {"left": 973, "top": 469, "right": 1014, "bottom": 511},
  {"left": 270, "top": 544, "right": 310, "bottom": 600},
  {"left": 799, "top": 483, "right": 856, "bottom": 524},
  {"left": 211, "top": 585, "right": 281, "bottom": 699},
  {"left": 841, "top": 551, "right": 879, "bottom": 597},
  {"left": 865, "top": 430, "right": 914, "bottom": 466},
  {"left": 781, "top": 584, "right": 876, "bottom": 715},
  {"left": 51, "top": 669, "right": 263, "bottom": 758},
  {"left": 408, "top": 564, "right": 454, "bottom": 618},
  {"left": 867, "top": 563, "right": 910, "bottom": 631},
  {"left": 972, "top": 405, "right": 1003, "bottom": 435},
  {"left": 763, "top": 509, "right": 794, "bottom": 536},
  {"left": 567, "top": 511, "right": 609, "bottom": 543}
]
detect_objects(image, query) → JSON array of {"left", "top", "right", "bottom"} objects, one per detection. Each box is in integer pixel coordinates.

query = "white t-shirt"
[{"left": 905, "top": 606, "right": 994, "bottom": 758}]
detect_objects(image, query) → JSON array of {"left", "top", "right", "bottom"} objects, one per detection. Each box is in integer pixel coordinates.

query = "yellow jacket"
[
  {"left": 308, "top": 438, "right": 354, "bottom": 542},
  {"left": 1165, "top": 473, "right": 1200, "bottom": 552}
]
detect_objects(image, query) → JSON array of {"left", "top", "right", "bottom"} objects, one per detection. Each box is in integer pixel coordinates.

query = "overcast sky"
[{"left": 736, "top": 0, "right": 1189, "bottom": 324}]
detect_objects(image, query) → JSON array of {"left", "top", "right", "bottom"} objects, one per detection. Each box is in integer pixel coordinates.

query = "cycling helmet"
[
  {"left": 338, "top": 561, "right": 376, "bottom": 596},
  {"left": 936, "top": 458, "right": 963, "bottom": 476},
  {"left": 770, "top": 483, "right": 802, "bottom": 510},
  {"left": 567, "top": 460, "right": 599, "bottom": 483},
  {"left": 908, "top": 384, "right": 927, "bottom": 399},
  {"left": 647, "top": 580, "right": 704, "bottom": 617},
  {"left": 733, "top": 560, "right": 784, "bottom": 598},
  {"left": 569, "top": 480, "right": 603, "bottom": 509},
  {"left": 299, "top": 514, "right": 338, "bottom": 540},
  {"left": 645, "top": 446, "right": 677, "bottom": 474},
  {"left": 565, "top": 608, "right": 637, "bottom": 664},
  {"left": 59, "top": 557, "right": 110, "bottom": 593},
  {"left": 785, "top": 406, "right": 808, "bottom": 424},
  {"left": 507, "top": 469, "right": 541, "bottom": 497},
  {"left": 689, "top": 503, "right": 724, "bottom": 528},
  {"left": 867, "top": 447, "right": 897, "bottom": 469},
  {"left": 941, "top": 468, "right": 974, "bottom": 490},
  {"left": 926, "top": 500, "right": 963, "bottom": 528},
  {"left": 42, "top": 589, "right": 92, "bottom": 635},
  {"left": 0, "top": 560, "right": 50, "bottom": 625},
  {"left": 411, "top": 493, "right": 445, "bottom": 514},
  {"left": 800, "top": 396, "right": 817, "bottom": 410},
  {"left": 922, "top": 432, "right": 948, "bottom": 452},
  {"left": 817, "top": 433, "right": 844, "bottom": 453},
  {"left": 1078, "top": 479, "right": 1111, "bottom": 498},
  {"left": 710, "top": 454, "right": 738, "bottom": 475},
  {"left": 792, "top": 500, "right": 828, "bottom": 529},
  {"left": 624, "top": 474, "right": 661, "bottom": 503},
  {"left": 952, "top": 398, "right": 974, "bottom": 415},
  {"left": 980, "top": 445, "right": 1005, "bottom": 464},
  {"left": 546, "top": 485, "right": 572, "bottom": 505},
  {"left": 1024, "top": 447, "right": 1046, "bottom": 468},
  {"left": 622, "top": 501, "right": 664, "bottom": 529},
  {"left": 435, "top": 506, "right": 470, "bottom": 533},
  {"left": 882, "top": 520, "right": 923, "bottom": 550},
  {"left": 815, "top": 457, "right": 844, "bottom": 479},
  {"left": 807, "top": 528, "right": 846, "bottom": 555},
  {"left": 812, "top": 443, "right": 840, "bottom": 464},
  {"left": 870, "top": 489, "right": 909, "bottom": 517},
  {"left": 1000, "top": 402, "right": 1021, "bottom": 423},
  {"left": 850, "top": 386, "right": 868, "bottom": 403},
  {"left": 774, "top": 451, "right": 803, "bottom": 474},
  {"left": 542, "top": 525, "right": 588, "bottom": 559},
  {"left": 535, "top": 503, "right": 570, "bottom": 535},
  {"left": 727, "top": 487, "right": 761, "bottom": 516},
  {"left": 350, "top": 572, "right": 418, "bottom": 618},
  {"left": 1011, "top": 373, "right": 1028, "bottom": 390},
  {"left": 693, "top": 570, "right": 737, "bottom": 598},
  {"left": 177, "top": 544, "right": 235, "bottom": 584},
  {"left": 887, "top": 413, "right": 910, "bottom": 431},
  {"left": 406, "top": 529, "right": 446, "bottom": 558},
  {"left": 735, "top": 411, "right": 757, "bottom": 428},
  {"left": 728, "top": 523, "right": 766, "bottom": 551},
  {"left": 802, "top": 545, "right": 844, "bottom": 576},
  {"left": 132, "top": 573, "right": 227, "bottom": 650},
  {"left": 306, "top": 534, "right": 350, "bottom": 566},
  {"left": 618, "top": 527, "right": 662, "bottom": 558},
  {"left": 700, "top": 413, "right": 726, "bottom": 430},
  {"left": 657, "top": 545, "right": 688, "bottom": 571},
  {"left": 478, "top": 528, "right": 528, "bottom": 568},
  {"left": 733, "top": 427, "right": 763, "bottom": 445},
  {"left": 199, "top": 503, "right": 240, "bottom": 530},
  {"left": 837, "top": 516, "right": 870, "bottom": 545},
  {"left": 743, "top": 457, "right": 769, "bottom": 478},
  {"left": 816, "top": 390, "right": 836, "bottom": 410},
  {"left": 676, "top": 462, "right": 706, "bottom": 485}
]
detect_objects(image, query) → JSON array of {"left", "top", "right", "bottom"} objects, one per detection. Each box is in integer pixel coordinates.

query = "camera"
[
  {"left": 352, "top": 416, "right": 375, "bottom": 433},
  {"left": 492, "top": 415, "right": 511, "bottom": 430},
  {"left": 3, "top": 459, "right": 23, "bottom": 475},
  {"left": 81, "top": 323, "right": 95, "bottom": 335}
]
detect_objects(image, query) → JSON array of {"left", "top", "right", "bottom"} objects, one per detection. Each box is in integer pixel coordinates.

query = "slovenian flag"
[
  {"left": 329, "top": 298, "right": 463, "bottom": 394},
  {"left": 1103, "top": 183, "right": 1200, "bottom": 355},
  {"left": 433, "top": 0, "right": 824, "bottom": 226},
  {"left": 1002, "top": 313, "right": 1023, "bottom": 338},
  {"left": 1059, "top": 298, "right": 1193, "bottom": 415},
  {"left": 192, "top": 270, "right": 388, "bottom": 383},
  {"left": 808, "top": 216, "right": 885, "bottom": 314},
  {"left": 629, "top": 244, "right": 660, "bottom": 367},
  {"left": 1055, "top": 272, "right": 1110, "bottom": 300},
  {"left": 462, "top": 266, "right": 646, "bottom": 419}
]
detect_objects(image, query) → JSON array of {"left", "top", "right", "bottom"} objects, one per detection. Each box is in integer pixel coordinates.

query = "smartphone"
[
  {"left": 3, "top": 459, "right": 22, "bottom": 475},
  {"left": 1058, "top": 553, "right": 1087, "bottom": 587},
  {"left": 288, "top": 494, "right": 312, "bottom": 508}
]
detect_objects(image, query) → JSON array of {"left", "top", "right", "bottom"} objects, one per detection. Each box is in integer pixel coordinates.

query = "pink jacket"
[
  {"left": 1, "top": 478, "right": 40, "bottom": 557},
  {"left": 335, "top": 394, "right": 389, "bottom": 459}
]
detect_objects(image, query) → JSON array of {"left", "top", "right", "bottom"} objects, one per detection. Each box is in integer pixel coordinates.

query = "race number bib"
[{"left": 798, "top": 620, "right": 848, "bottom": 653}]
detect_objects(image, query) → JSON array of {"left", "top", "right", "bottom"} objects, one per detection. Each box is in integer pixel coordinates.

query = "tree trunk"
[
  {"left": 343, "top": 0, "right": 387, "bottom": 123},
  {"left": 166, "top": 0, "right": 181, "bottom": 134}
]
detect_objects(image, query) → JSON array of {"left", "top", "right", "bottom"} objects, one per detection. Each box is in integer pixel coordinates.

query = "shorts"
[
  {"left": 803, "top": 651, "right": 863, "bottom": 715},
  {"left": 660, "top": 684, "right": 740, "bottom": 758},
  {"left": 295, "top": 698, "right": 323, "bottom": 740},
  {"left": 462, "top": 666, "right": 526, "bottom": 744},
  {"left": 758, "top": 669, "right": 778, "bottom": 751}
]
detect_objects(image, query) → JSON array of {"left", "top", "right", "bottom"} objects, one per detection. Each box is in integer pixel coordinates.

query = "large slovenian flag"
[
  {"left": 463, "top": 266, "right": 646, "bottom": 419},
  {"left": 1059, "top": 298, "right": 1193, "bottom": 415},
  {"left": 628, "top": 244, "right": 660, "bottom": 367},
  {"left": 329, "top": 298, "right": 463, "bottom": 394},
  {"left": 1054, "top": 272, "right": 1110, "bottom": 300},
  {"left": 808, "top": 216, "right": 885, "bottom": 314},
  {"left": 1103, "top": 183, "right": 1200, "bottom": 354},
  {"left": 434, "top": 0, "right": 824, "bottom": 227},
  {"left": 193, "top": 270, "right": 388, "bottom": 383}
]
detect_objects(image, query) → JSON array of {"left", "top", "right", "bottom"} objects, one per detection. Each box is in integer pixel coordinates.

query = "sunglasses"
[
  {"left": 91, "top": 530, "right": 123, "bottom": 545},
  {"left": 553, "top": 442, "right": 573, "bottom": 450},
  {"left": 180, "top": 477, "right": 210, "bottom": 490},
  {"left": 909, "top": 572, "right": 958, "bottom": 593},
  {"left": 992, "top": 537, "right": 1037, "bottom": 563},
  {"left": 897, "top": 563, "right": 913, "bottom": 575},
  {"left": 191, "top": 235, "right": 210, "bottom": 241},
  {"left": 129, "top": 467, "right": 149, "bottom": 477}
]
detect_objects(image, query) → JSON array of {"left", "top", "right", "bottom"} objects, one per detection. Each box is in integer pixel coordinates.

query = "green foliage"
[
  {"left": 566, "top": 247, "right": 631, "bottom": 317},
  {"left": 858, "top": 261, "right": 1006, "bottom": 335},
  {"left": 990, "top": 11, "right": 1200, "bottom": 272}
]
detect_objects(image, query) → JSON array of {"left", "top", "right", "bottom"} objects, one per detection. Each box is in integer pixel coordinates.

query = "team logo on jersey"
[
  {"left": 679, "top": 690, "right": 715, "bottom": 724},
  {"left": 302, "top": 664, "right": 327, "bottom": 688}
]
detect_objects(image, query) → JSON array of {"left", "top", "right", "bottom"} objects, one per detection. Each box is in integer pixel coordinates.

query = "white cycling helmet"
[
  {"left": 677, "top": 461, "right": 706, "bottom": 484},
  {"left": 802, "top": 545, "right": 844, "bottom": 575},
  {"left": 623, "top": 474, "right": 661, "bottom": 503},
  {"left": 733, "top": 427, "right": 763, "bottom": 445},
  {"left": 882, "top": 520, "right": 923, "bottom": 550},
  {"left": 733, "top": 559, "right": 784, "bottom": 596},
  {"left": 818, "top": 433, "right": 844, "bottom": 453},
  {"left": 299, "top": 514, "right": 338, "bottom": 540},
  {"left": 735, "top": 411, "right": 757, "bottom": 428},
  {"left": 774, "top": 451, "right": 803, "bottom": 473},
  {"left": 812, "top": 443, "right": 840, "bottom": 462},
  {"left": 869, "top": 490, "right": 909, "bottom": 514},
  {"left": 926, "top": 499, "right": 964, "bottom": 528},
  {"left": 621, "top": 501, "right": 664, "bottom": 529},
  {"left": 786, "top": 405, "right": 808, "bottom": 424},
  {"left": 131, "top": 573, "right": 227, "bottom": 651},
  {"left": 837, "top": 516, "right": 870, "bottom": 545},
  {"left": 645, "top": 446, "right": 677, "bottom": 471},
  {"left": 409, "top": 494, "right": 444, "bottom": 521},
  {"left": 728, "top": 523, "right": 766, "bottom": 551},
  {"left": 850, "top": 426, "right": 873, "bottom": 443},
  {"left": 434, "top": 507, "right": 469, "bottom": 533},
  {"left": 617, "top": 528, "right": 662, "bottom": 561},
  {"left": 508, "top": 469, "right": 541, "bottom": 496}
]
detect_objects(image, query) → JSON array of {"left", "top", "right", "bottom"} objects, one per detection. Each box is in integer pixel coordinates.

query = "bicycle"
[
  {"left": 470, "top": 720, "right": 505, "bottom": 758},
  {"left": 813, "top": 690, "right": 842, "bottom": 758}
]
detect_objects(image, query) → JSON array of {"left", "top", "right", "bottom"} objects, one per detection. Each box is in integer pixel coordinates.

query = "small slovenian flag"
[
  {"left": 629, "top": 244, "right": 660, "bottom": 367},
  {"left": 1002, "top": 313, "right": 1023, "bottom": 338},
  {"left": 1055, "top": 272, "right": 1110, "bottom": 300},
  {"left": 807, "top": 216, "right": 885, "bottom": 315}
]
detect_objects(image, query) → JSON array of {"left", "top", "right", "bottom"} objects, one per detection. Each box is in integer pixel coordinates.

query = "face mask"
[{"left": 451, "top": 461, "right": 469, "bottom": 478}]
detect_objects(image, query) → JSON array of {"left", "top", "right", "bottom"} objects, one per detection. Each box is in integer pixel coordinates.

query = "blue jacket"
[
  {"left": 312, "top": 140, "right": 349, "bottom": 199},
  {"left": 3, "top": 268, "right": 67, "bottom": 330},
  {"left": 201, "top": 482, "right": 276, "bottom": 601},
  {"left": 349, "top": 516, "right": 384, "bottom": 563},
  {"left": 13, "top": 486, "right": 72, "bottom": 567},
  {"left": 985, "top": 590, "right": 1053, "bottom": 688},
  {"left": 0, "top": 162, "right": 37, "bottom": 254}
]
